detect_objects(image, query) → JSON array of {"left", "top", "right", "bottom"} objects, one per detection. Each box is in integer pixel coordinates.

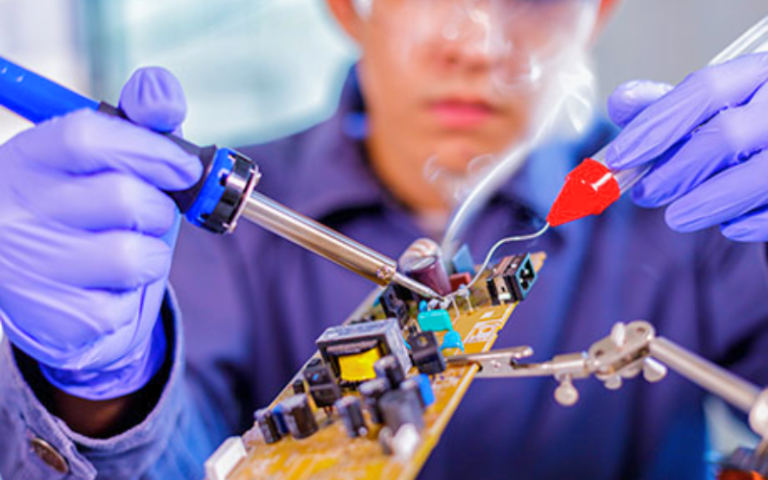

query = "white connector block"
[{"left": 204, "top": 437, "right": 247, "bottom": 480}]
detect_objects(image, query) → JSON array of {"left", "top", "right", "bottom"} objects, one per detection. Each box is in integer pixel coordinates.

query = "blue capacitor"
[
  {"left": 440, "top": 329, "right": 465, "bottom": 352},
  {"left": 401, "top": 374, "right": 435, "bottom": 408},
  {"left": 451, "top": 244, "right": 476, "bottom": 276},
  {"left": 413, "top": 374, "right": 435, "bottom": 407}
]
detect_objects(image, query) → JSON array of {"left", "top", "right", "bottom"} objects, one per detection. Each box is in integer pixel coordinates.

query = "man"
[{"left": 2, "top": 0, "right": 768, "bottom": 478}]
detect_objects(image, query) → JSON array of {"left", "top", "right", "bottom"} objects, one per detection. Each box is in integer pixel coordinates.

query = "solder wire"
[{"left": 445, "top": 222, "right": 550, "bottom": 300}]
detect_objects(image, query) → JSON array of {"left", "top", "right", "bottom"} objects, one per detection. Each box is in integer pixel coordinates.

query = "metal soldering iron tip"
[{"left": 392, "top": 272, "right": 445, "bottom": 301}]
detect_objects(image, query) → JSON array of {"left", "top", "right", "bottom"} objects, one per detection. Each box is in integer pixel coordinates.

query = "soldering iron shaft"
[{"left": 241, "top": 191, "right": 443, "bottom": 300}]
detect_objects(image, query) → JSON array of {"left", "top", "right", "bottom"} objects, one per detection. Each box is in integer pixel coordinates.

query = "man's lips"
[{"left": 428, "top": 99, "right": 498, "bottom": 129}]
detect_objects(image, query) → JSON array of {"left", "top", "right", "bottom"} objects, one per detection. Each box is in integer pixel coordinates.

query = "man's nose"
[{"left": 432, "top": 5, "right": 509, "bottom": 72}]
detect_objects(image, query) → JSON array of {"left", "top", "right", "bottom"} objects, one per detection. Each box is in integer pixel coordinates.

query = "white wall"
[
  {"left": 0, "top": 0, "right": 89, "bottom": 143},
  {"left": 594, "top": 0, "right": 767, "bottom": 101}
]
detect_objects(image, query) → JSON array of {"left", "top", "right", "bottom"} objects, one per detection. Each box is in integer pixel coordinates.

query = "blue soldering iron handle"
[
  {"left": 0, "top": 55, "right": 255, "bottom": 234},
  {"left": 0, "top": 56, "right": 99, "bottom": 122}
]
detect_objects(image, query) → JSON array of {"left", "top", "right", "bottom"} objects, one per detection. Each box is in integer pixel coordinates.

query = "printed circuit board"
[{"left": 208, "top": 252, "right": 546, "bottom": 480}]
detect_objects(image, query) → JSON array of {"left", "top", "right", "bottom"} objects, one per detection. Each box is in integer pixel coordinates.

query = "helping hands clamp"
[{"left": 448, "top": 320, "right": 768, "bottom": 455}]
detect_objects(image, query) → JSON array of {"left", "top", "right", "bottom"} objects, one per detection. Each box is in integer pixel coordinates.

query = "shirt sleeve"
[
  {"left": 0, "top": 289, "right": 232, "bottom": 480},
  {"left": 698, "top": 235, "right": 768, "bottom": 387}
]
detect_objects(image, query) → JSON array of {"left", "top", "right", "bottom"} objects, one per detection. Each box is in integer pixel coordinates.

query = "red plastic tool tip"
[{"left": 546, "top": 158, "right": 621, "bottom": 227}]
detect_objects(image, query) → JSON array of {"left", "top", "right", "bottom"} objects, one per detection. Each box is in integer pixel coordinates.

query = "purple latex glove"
[
  {"left": 0, "top": 67, "right": 201, "bottom": 400},
  {"left": 605, "top": 53, "right": 768, "bottom": 242}
]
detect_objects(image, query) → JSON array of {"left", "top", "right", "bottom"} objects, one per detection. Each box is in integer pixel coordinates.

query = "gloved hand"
[
  {"left": 0, "top": 67, "right": 201, "bottom": 400},
  {"left": 605, "top": 53, "right": 768, "bottom": 242}
]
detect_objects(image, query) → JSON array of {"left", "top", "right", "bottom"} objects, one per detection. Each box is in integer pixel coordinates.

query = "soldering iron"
[{"left": 0, "top": 56, "right": 442, "bottom": 301}]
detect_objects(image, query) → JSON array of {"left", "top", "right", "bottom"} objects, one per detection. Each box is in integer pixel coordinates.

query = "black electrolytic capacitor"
[
  {"left": 292, "top": 378, "right": 306, "bottom": 395},
  {"left": 399, "top": 239, "right": 452, "bottom": 296},
  {"left": 403, "top": 255, "right": 451, "bottom": 297},
  {"left": 280, "top": 394, "right": 319, "bottom": 440},
  {"left": 400, "top": 378, "right": 426, "bottom": 410},
  {"left": 271, "top": 404, "right": 289, "bottom": 435},
  {"left": 374, "top": 355, "right": 405, "bottom": 388},
  {"left": 379, "top": 388, "right": 425, "bottom": 432},
  {"left": 254, "top": 408, "right": 282, "bottom": 444},
  {"left": 335, "top": 396, "right": 368, "bottom": 438},
  {"left": 359, "top": 377, "right": 391, "bottom": 424}
]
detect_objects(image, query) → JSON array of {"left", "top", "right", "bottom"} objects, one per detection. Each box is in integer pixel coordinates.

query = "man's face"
[{"left": 353, "top": 0, "right": 597, "bottom": 177}]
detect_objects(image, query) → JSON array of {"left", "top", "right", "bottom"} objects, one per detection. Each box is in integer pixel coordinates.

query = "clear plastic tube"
[{"left": 593, "top": 13, "right": 768, "bottom": 195}]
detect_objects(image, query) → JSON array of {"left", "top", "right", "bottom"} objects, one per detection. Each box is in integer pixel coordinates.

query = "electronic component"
[
  {"left": 292, "top": 378, "right": 306, "bottom": 395},
  {"left": 402, "top": 255, "right": 451, "bottom": 296},
  {"left": 408, "top": 331, "right": 447, "bottom": 375},
  {"left": 374, "top": 355, "right": 406, "bottom": 388},
  {"left": 303, "top": 359, "right": 342, "bottom": 408},
  {"left": 399, "top": 238, "right": 441, "bottom": 260},
  {"left": 486, "top": 253, "right": 537, "bottom": 305},
  {"left": 316, "top": 319, "right": 411, "bottom": 385},
  {"left": 399, "top": 238, "right": 452, "bottom": 296},
  {"left": 226, "top": 252, "right": 546, "bottom": 480},
  {"left": 337, "top": 346, "right": 383, "bottom": 383},
  {"left": 392, "top": 282, "right": 416, "bottom": 303},
  {"left": 335, "top": 396, "right": 369, "bottom": 438},
  {"left": 378, "top": 426, "right": 395, "bottom": 456},
  {"left": 280, "top": 394, "right": 319, "bottom": 440},
  {"left": 451, "top": 244, "right": 476, "bottom": 276},
  {"left": 349, "top": 315, "right": 375, "bottom": 325},
  {"left": 449, "top": 272, "right": 473, "bottom": 292},
  {"left": 271, "top": 403, "right": 289, "bottom": 436},
  {"left": 405, "top": 323, "right": 419, "bottom": 339},
  {"left": 359, "top": 378, "right": 391, "bottom": 424},
  {"left": 379, "top": 388, "right": 425, "bottom": 433},
  {"left": 254, "top": 408, "right": 282, "bottom": 444},
  {"left": 417, "top": 308, "right": 452, "bottom": 332},
  {"left": 400, "top": 374, "right": 435, "bottom": 409},
  {"left": 399, "top": 379, "right": 424, "bottom": 409},
  {"left": 379, "top": 285, "right": 409, "bottom": 327},
  {"left": 378, "top": 424, "right": 422, "bottom": 461},
  {"left": 412, "top": 374, "right": 435, "bottom": 407},
  {"left": 440, "top": 330, "right": 465, "bottom": 352},
  {"left": 456, "top": 284, "right": 474, "bottom": 312},
  {"left": 203, "top": 437, "right": 246, "bottom": 480}
]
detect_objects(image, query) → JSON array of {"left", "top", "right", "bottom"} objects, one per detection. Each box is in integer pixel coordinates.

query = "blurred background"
[
  {"left": 0, "top": 0, "right": 765, "bottom": 463},
  {"left": 1, "top": 0, "right": 766, "bottom": 146}
]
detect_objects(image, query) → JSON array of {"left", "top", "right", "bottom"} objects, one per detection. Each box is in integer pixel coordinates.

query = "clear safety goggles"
[{"left": 355, "top": 0, "right": 601, "bottom": 88}]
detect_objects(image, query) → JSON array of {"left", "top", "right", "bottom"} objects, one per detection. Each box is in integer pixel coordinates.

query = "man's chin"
[{"left": 426, "top": 143, "right": 499, "bottom": 172}]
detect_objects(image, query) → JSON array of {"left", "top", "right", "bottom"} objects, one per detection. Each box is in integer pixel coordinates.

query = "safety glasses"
[{"left": 355, "top": 0, "right": 600, "bottom": 88}]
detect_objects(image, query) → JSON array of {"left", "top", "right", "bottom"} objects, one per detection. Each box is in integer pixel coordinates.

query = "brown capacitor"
[
  {"left": 399, "top": 239, "right": 451, "bottom": 296},
  {"left": 449, "top": 272, "right": 473, "bottom": 292}
]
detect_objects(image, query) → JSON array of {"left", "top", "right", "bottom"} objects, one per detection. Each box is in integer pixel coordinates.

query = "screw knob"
[
  {"left": 610, "top": 322, "right": 627, "bottom": 348},
  {"left": 603, "top": 375, "right": 623, "bottom": 390},
  {"left": 642, "top": 358, "right": 668, "bottom": 383},
  {"left": 555, "top": 376, "right": 580, "bottom": 407}
]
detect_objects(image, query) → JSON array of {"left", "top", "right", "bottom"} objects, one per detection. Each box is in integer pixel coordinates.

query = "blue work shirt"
[{"left": 2, "top": 69, "right": 768, "bottom": 480}]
